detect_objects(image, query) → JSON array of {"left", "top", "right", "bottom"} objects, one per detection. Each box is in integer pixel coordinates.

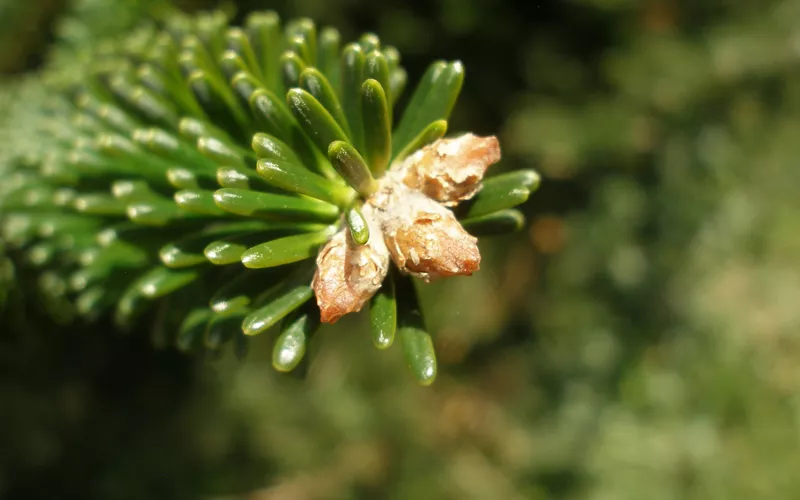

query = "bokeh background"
[{"left": 2, "top": 0, "right": 800, "bottom": 498}]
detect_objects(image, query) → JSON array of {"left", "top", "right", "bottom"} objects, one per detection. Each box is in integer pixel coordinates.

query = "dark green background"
[{"left": 2, "top": 0, "right": 799, "bottom": 498}]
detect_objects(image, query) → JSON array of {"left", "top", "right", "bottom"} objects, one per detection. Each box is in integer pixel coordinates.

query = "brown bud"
[
  {"left": 376, "top": 187, "right": 480, "bottom": 282},
  {"left": 311, "top": 205, "right": 389, "bottom": 323},
  {"left": 395, "top": 134, "right": 501, "bottom": 206}
]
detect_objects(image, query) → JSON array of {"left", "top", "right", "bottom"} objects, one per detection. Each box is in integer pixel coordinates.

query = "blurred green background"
[{"left": 2, "top": 0, "right": 800, "bottom": 498}]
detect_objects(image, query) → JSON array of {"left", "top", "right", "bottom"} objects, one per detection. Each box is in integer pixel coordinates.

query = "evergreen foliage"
[{"left": 0, "top": 7, "right": 535, "bottom": 383}]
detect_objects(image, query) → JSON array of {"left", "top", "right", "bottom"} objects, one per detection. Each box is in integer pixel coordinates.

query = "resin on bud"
[
  {"left": 313, "top": 134, "right": 501, "bottom": 322},
  {"left": 394, "top": 133, "right": 501, "bottom": 206},
  {"left": 373, "top": 186, "right": 480, "bottom": 282},
  {"left": 312, "top": 204, "right": 389, "bottom": 323}
]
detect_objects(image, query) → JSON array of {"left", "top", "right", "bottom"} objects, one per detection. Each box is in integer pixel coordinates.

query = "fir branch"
[{"left": 0, "top": 10, "right": 539, "bottom": 384}]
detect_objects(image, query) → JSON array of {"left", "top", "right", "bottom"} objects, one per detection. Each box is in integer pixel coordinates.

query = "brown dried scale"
[
  {"left": 312, "top": 204, "right": 389, "bottom": 324},
  {"left": 370, "top": 184, "right": 480, "bottom": 282},
  {"left": 394, "top": 134, "right": 501, "bottom": 206}
]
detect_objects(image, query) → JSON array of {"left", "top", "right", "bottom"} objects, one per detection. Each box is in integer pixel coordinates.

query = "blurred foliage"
[
  {"left": 3, "top": 0, "right": 800, "bottom": 499},
  {"left": 0, "top": 0, "right": 65, "bottom": 73}
]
